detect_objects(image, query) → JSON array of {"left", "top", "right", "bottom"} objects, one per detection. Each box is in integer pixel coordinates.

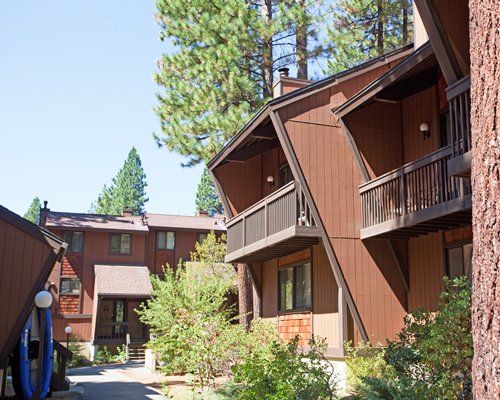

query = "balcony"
[
  {"left": 360, "top": 145, "right": 472, "bottom": 239},
  {"left": 447, "top": 75, "right": 471, "bottom": 177},
  {"left": 226, "top": 181, "right": 321, "bottom": 263}
]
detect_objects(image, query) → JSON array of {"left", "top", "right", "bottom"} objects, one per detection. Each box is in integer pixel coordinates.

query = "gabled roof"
[
  {"left": 145, "top": 213, "right": 226, "bottom": 231},
  {"left": 335, "top": 42, "right": 435, "bottom": 118},
  {"left": 207, "top": 43, "right": 414, "bottom": 170}
]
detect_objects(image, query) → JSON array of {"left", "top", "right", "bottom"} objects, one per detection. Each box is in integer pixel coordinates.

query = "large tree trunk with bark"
[
  {"left": 296, "top": 0, "right": 308, "bottom": 79},
  {"left": 238, "top": 263, "right": 253, "bottom": 328},
  {"left": 470, "top": 0, "right": 500, "bottom": 397},
  {"left": 261, "top": 0, "right": 273, "bottom": 98},
  {"left": 376, "top": 0, "right": 384, "bottom": 55}
]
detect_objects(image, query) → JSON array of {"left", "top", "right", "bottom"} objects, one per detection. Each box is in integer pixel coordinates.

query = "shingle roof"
[
  {"left": 94, "top": 264, "right": 152, "bottom": 297},
  {"left": 144, "top": 213, "right": 226, "bottom": 231},
  {"left": 45, "top": 211, "right": 226, "bottom": 232},
  {"left": 46, "top": 212, "right": 149, "bottom": 233}
]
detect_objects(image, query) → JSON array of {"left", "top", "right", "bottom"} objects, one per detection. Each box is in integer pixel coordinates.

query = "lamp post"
[
  {"left": 34, "top": 291, "right": 52, "bottom": 400},
  {"left": 64, "top": 325, "right": 72, "bottom": 348}
]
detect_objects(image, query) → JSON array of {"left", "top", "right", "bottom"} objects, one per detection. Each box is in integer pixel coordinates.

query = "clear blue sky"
[{"left": 0, "top": 1, "right": 204, "bottom": 217}]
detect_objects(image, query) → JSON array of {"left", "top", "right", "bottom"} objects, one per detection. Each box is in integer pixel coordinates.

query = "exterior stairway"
[{"left": 126, "top": 335, "right": 147, "bottom": 361}]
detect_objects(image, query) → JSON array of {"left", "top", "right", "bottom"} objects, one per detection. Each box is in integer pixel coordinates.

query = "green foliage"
[
  {"left": 195, "top": 168, "right": 223, "bottom": 216},
  {"left": 93, "top": 346, "right": 114, "bottom": 365},
  {"left": 91, "top": 147, "right": 148, "bottom": 215},
  {"left": 153, "top": 0, "right": 327, "bottom": 166},
  {"left": 326, "top": 0, "right": 413, "bottom": 74},
  {"left": 114, "top": 345, "right": 128, "bottom": 363},
  {"left": 68, "top": 338, "right": 90, "bottom": 368},
  {"left": 190, "top": 231, "right": 227, "bottom": 264},
  {"left": 231, "top": 335, "right": 338, "bottom": 400},
  {"left": 345, "top": 341, "right": 396, "bottom": 390},
  {"left": 348, "top": 277, "right": 473, "bottom": 400},
  {"left": 137, "top": 232, "right": 244, "bottom": 388},
  {"left": 23, "top": 196, "right": 41, "bottom": 225}
]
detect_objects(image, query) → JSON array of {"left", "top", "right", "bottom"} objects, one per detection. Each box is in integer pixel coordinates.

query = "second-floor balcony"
[
  {"left": 225, "top": 181, "right": 321, "bottom": 263},
  {"left": 360, "top": 145, "right": 472, "bottom": 239}
]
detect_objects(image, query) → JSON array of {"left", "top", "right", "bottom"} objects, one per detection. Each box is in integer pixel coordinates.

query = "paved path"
[{"left": 67, "top": 362, "right": 166, "bottom": 400}]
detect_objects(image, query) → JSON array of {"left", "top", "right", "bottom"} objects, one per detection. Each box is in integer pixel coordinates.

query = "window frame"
[
  {"left": 61, "top": 231, "right": 84, "bottom": 253},
  {"left": 110, "top": 233, "right": 132, "bottom": 255},
  {"left": 59, "top": 277, "right": 82, "bottom": 295},
  {"left": 197, "top": 232, "right": 208, "bottom": 244},
  {"left": 277, "top": 260, "right": 312, "bottom": 314},
  {"left": 445, "top": 239, "right": 473, "bottom": 281},
  {"left": 279, "top": 164, "right": 294, "bottom": 187},
  {"left": 157, "top": 231, "right": 175, "bottom": 250}
]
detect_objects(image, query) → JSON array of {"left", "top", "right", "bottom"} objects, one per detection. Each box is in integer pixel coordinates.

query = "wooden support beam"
[
  {"left": 252, "top": 124, "right": 277, "bottom": 140},
  {"left": 226, "top": 138, "right": 279, "bottom": 162},
  {"left": 414, "top": 0, "right": 463, "bottom": 84}
]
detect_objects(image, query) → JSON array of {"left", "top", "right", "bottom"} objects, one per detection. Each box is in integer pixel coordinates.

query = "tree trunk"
[
  {"left": 402, "top": 0, "right": 408, "bottom": 45},
  {"left": 261, "top": 0, "right": 273, "bottom": 98},
  {"left": 376, "top": 0, "right": 384, "bottom": 55},
  {"left": 296, "top": 0, "right": 308, "bottom": 79},
  {"left": 238, "top": 263, "right": 253, "bottom": 328},
  {"left": 470, "top": 0, "right": 500, "bottom": 397}
]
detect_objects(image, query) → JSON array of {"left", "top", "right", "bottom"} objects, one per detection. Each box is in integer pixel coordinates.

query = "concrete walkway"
[{"left": 67, "top": 362, "right": 166, "bottom": 400}]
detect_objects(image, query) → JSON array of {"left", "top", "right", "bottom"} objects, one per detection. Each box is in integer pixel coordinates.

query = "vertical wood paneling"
[
  {"left": 262, "top": 259, "right": 278, "bottom": 318},
  {"left": 402, "top": 86, "right": 440, "bottom": 163},
  {"left": 408, "top": 232, "right": 445, "bottom": 311},
  {"left": 174, "top": 230, "right": 198, "bottom": 264}
]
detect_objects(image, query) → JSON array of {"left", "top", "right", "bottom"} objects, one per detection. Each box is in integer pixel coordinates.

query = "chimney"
[
  {"left": 413, "top": 0, "right": 429, "bottom": 49},
  {"left": 198, "top": 210, "right": 209, "bottom": 218},
  {"left": 39, "top": 200, "right": 50, "bottom": 227},
  {"left": 272, "top": 67, "right": 312, "bottom": 98},
  {"left": 122, "top": 208, "right": 133, "bottom": 217}
]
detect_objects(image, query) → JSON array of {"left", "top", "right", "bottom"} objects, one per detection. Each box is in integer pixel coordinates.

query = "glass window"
[
  {"left": 279, "top": 164, "right": 293, "bottom": 187},
  {"left": 62, "top": 231, "right": 83, "bottom": 253},
  {"left": 110, "top": 233, "right": 131, "bottom": 254},
  {"left": 198, "top": 232, "right": 208, "bottom": 244},
  {"left": 60, "top": 277, "right": 81, "bottom": 294},
  {"left": 279, "top": 262, "right": 311, "bottom": 312},
  {"left": 446, "top": 242, "right": 473, "bottom": 281},
  {"left": 157, "top": 231, "right": 175, "bottom": 250}
]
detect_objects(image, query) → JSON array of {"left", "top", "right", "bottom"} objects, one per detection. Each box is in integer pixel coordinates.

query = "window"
[
  {"left": 157, "top": 231, "right": 175, "bottom": 250},
  {"left": 60, "top": 277, "right": 81, "bottom": 294},
  {"left": 446, "top": 242, "right": 472, "bottom": 280},
  {"left": 198, "top": 232, "right": 208, "bottom": 244},
  {"left": 278, "top": 262, "right": 311, "bottom": 312},
  {"left": 62, "top": 231, "right": 83, "bottom": 253},
  {"left": 279, "top": 164, "right": 293, "bottom": 187},
  {"left": 110, "top": 233, "right": 131, "bottom": 254}
]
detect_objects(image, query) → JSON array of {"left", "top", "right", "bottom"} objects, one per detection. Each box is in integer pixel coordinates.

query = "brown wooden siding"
[
  {"left": 444, "top": 225, "right": 472, "bottom": 243},
  {"left": 344, "top": 101, "right": 403, "bottom": 179},
  {"left": 0, "top": 217, "right": 60, "bottom": 367},
  {"left": 174, "top": 230, "right": 198, "bottom": 263},
  {"left": 279, "top": 65, "right": 410, "bottom": 343},
  {"left": 402, "top": 86, "right": 440, "bottom": 163},
  {"left": 53, "top": 316, "right": 93, "bottom": 342},
  {"left": 262, "top": 258, "right": 278, "bottom": 318},
  {"left": 408, "top": 232, "right": 445, "bottom": 311}
]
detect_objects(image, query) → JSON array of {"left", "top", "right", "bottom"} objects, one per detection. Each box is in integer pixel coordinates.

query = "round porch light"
[
  {"left": 64, "top": 325, "right": 73, "bottom": 335},
  {"left": 266, "top": 175, "right": 275, "bottom": 187},
  {"left": 34, "top": 291, "right": 53, "bottom": 309}
]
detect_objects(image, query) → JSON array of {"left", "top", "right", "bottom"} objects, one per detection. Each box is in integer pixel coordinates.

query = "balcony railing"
[
  {"left": 96, "top": 321, "right": 128, "bottom": 340},
  {"left": 360, "top": 145, "right": 471, "bottom": 239},
  {"left": 226, "top": 181, "right": 320, "bottom": 262},
  {"left": 447, "top": 75, "right": 471, "bottom": 176}
]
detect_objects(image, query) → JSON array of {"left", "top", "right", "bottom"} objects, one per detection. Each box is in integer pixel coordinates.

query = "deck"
[
  {"left": 360, "top": 145, "right": 471, "bottom": 239},
  {"left": 225, "top": 181, "right": 321, "bottom": 263}
]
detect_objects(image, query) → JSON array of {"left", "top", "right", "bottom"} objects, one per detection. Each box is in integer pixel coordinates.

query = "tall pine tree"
[
  {"left": 24, "top": 196, "right": 41, "bottom": 224},
  {"left": 195, "top": 168, "right": 223, "bottom": 216},
  {"left": 91, "top": 147, "right": 148, "bottom": 215},
  {"left": 153, "top": 0, "right": 326, "bottom": 166},
  {"left": 326, "top": 0, "right": 413, "bottom": 74}
]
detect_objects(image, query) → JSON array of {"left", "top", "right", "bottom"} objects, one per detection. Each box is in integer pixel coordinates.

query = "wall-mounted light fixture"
[
  {"left": 419, "top": 122, "right": 430, "bottom": 140},
  {"left": 266, "top": 175, "right": 275, "bottom": 188}
]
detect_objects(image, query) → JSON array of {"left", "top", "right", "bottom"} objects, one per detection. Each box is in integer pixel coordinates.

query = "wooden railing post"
[{"left": 399, "top": 168, "right": 406, "bottom": 217}]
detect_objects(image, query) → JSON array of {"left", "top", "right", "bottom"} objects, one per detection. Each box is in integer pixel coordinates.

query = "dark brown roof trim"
[{"left": 334, "top": 42, "right": 433, "bottom": 118}]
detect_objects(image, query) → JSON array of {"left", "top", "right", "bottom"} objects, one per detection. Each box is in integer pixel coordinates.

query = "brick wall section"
[
  {"left": 156, "top": 250, "right": 175, "bottom": 271},
  {"left": 59, "top": 295, "right": 80, "bottom": 314},
  {"left": 278, "top": 312, "right": 312, "bottom": 346},
  {"left": 61, "top": 253, "right": 82, "bottom": 277}
]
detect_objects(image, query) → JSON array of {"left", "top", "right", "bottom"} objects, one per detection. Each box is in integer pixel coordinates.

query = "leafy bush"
[
  {"left": 231, "top": 335, "right": 338, "bottom": 400},
  {"left": 93, "top": 346, "right": 114, "bottom": 365},
  {"left": 348, "top": 277, "right": 473, "bottom": 400},
  {"left": 68, "top": 337, "right": 90, "bottom": 368},
  {"left": 344, "top": 341, "right": 395, "bottom": 390}
]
